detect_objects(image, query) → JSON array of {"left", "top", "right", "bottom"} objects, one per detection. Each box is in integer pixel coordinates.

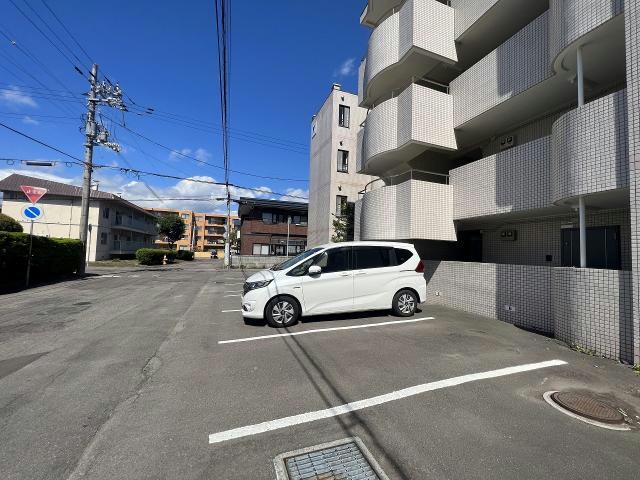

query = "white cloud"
[
  {"left": 0, "top": 86, "right": 38, "bottom": 108},
  {"left": 168, "top": 147, "right": 211, "bottom": 165},
  {"left": 279, "top": 188, "right": 309, "bottom": 203},
  {"left": 0, "top": 167, "right": 74, "bottom": 184},
  {"left": 22, "top": 116, "right": 40, "bottom": 125},
  {"left": 334, "top": 58, "right": 357, "bottom": 77}
]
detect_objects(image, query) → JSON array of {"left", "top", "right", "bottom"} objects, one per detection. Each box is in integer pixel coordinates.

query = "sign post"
[{"left": 20, "top": 186, "right": 47, "bottom": 288}]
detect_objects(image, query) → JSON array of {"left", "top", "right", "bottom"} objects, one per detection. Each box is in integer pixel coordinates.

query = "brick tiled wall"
[
  {"left": 480, "top": 209, "right": 632, "bottom": 270},
  {"left": 450, "top": 0, "right": 499, "bottom": 39},
  {"left": 625, "top": 0, "right": 640, "bottom": 364},
  {"left": 359, "top": 180, "right": 456, "bottom": 241},
  {"left": 450, "top": 12, "right": 552, "bottom": 127},
  {"left": 549, "top": 0, "right": 624, "bottom": 63},
  {"left": 551, "top": 89, "right": 629, "bottom": 203},
  {"left": 553, "top": 268, "right": 633, "bottom": 362},
  {"left": 451, "top": 137, "right": 551, "bottom": 219},
  {"left": 424, "top": 261, "right": 553, "bottom": 334}
]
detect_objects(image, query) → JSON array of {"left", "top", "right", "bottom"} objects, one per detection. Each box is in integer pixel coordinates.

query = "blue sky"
[{"left": 0, "top": 0, "right": 370, "bottom": 212}]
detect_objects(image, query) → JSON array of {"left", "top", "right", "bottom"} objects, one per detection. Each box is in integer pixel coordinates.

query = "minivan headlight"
[{"left": 243, "top": 279, "right": 273, "bottom": 293}]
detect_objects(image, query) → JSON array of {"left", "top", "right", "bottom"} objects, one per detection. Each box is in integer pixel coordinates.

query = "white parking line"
[
  {"left": 221, "top": 309, "right": 242, "bottom": 313},
  {"left": 225, "top": 290, "right": 242, "bottom": 293},
  {"left": 218, "top": 317, "right": 435, "bottom": 344},
  {"left": 208, "top": 359, "right": 567, "bottom": 444},
  {"left": 224, "top": 294, "right": 241, "bottom": 297}
]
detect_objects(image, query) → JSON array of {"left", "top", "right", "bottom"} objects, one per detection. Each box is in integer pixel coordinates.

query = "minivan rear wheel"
[
  {"left": 392, "top": 289, "right": 417, "bottom": 317},
  {"left": 265, "top": 296, "right": 299, "bottom": 328}
]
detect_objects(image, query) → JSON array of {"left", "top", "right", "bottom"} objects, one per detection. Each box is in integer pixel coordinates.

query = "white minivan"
[{"left": 241, "top": 241, "right": 426, "bottom": 327}]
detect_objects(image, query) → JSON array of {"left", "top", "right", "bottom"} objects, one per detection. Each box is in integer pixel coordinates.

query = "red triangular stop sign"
[{"left": 20, "top": 185, "right": 48, "bottom": 204}]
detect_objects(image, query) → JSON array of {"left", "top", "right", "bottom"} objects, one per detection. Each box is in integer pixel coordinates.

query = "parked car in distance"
[{"left": 241, "top": 241, "right": 426, "bottom": 327}]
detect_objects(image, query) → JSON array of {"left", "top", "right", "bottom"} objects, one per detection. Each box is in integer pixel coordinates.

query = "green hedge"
[
  {"left": 176, "top": 250, "right": 194, "bottom": 261},
  {"left": 135, "top": 248, "right": 177, "bottom": 265},
  {"left": 0, "top": 232, "right": 82, "bottom": 287},
  {"left": 0, "top": 213, "right": 23, "bottom": 232}
]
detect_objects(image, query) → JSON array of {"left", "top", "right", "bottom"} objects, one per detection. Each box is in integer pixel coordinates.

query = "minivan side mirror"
[{"left": 308, "top": 265, "right": 321, "bottom": 276}]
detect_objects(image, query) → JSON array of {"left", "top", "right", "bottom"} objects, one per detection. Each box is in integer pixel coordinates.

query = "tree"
[
  {"left": 0, "top": 213, "right": 23, "bottom": 232},
  {"left": 331, "top": 202, "right": 354, "bottom": 243},
  {"left": 157, "top": 215, "right": 186, "bottom": 249}
]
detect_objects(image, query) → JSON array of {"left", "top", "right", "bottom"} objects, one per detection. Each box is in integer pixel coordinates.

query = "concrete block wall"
[
  {"left": 553, "top": 268, "right": 633, "bottom": 362},
  {"left": 549, "top": 0, "right": 624, "bottom": 63},
  {"left": 424, "top": 261, "right": 553, "bottom": 334},
  {"left": 551, "top": 89, "right": 629, "bottom": 203},
  {"left": 450, "top": 11, "right": 551, "bottom": 127},
  {"left": 451, "top": 137, "right": 551, "bottom": 219}
]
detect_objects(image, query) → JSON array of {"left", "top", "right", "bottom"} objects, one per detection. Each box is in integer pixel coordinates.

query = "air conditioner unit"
[
  {"left": 499, "top": 135, "right": 516, "bottom": 151},
  {"left": 500, "top": 229, "right": 517, "bottom": 241}
]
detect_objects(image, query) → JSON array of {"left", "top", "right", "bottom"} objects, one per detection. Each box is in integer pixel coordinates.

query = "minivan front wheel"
[
  {"left": 392, "top": 289, "right": 417, "bottom": 317},
  {"left": 265, "top": 296, "right": 299, "bottom": 328}
]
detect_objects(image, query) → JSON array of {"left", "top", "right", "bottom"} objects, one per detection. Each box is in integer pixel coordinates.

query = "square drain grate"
[{"left": 274, "top": 437, "right": 389, "bottom": 480}]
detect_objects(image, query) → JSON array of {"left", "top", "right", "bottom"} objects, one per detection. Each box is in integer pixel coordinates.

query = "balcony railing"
[{"left": 361, "top": 169, "right": 449, "bottom": 194}]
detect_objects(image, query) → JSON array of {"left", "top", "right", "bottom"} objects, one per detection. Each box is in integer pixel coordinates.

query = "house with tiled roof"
[{"left": 0, "top": 173, "right": 157, "bottom": 261}]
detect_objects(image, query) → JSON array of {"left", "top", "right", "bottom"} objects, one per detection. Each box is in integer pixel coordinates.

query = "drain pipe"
[
  {"left": 579, "top": 196, "right": 587, "bottom": 268},
  {"left": 577, "top": 46, "right": 585, "bottom": 107}
]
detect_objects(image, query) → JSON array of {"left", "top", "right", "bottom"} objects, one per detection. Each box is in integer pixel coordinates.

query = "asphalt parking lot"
[{"left": 1, "top": 260, "right": 639, "bottom": 479}]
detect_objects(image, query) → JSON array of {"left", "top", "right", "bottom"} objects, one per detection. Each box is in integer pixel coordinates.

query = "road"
[{"left": 1, "top": 260, "right": 639, "bottom": 479}]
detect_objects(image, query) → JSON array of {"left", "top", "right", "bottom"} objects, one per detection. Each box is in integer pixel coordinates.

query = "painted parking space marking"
[
  {"left": 221, "top": 309, "right": 242, "bottom": 313},
  {"left": 208, "top": 359, "right": 567, "bottom": 444},
  {"left": 224, "top": 294, "right": 241, "bottom": 297},
  {"left": 218, "top": 317, "right": 435, "bottom": 345}
]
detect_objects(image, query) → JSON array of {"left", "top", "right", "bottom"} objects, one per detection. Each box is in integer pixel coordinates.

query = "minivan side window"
[
  {"left": 314, "top": 247, "right": 351, "bottom": 273},
  {"left": 394, "top": 248, "right": 413, "bottom": 265},
  {"left": 354, "top": 246, "right": 393, "bottom": 269}
]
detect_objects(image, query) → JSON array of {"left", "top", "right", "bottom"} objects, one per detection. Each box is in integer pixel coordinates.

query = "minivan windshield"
[{"left": 270, "top": 247, "right": 323, "bottom": 271}]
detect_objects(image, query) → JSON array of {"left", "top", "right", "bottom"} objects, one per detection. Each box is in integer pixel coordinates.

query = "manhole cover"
[
  {"left": 274, "top": 438, "right": 389, "bottom": 480},
  {"left": 551, "top": 392, "right": 624, "bottom": 424}
]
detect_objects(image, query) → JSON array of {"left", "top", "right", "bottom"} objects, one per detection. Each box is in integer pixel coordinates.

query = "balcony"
[
  {"left": 360, "top": 0, "right": 457, "bottom": 108},
  {"left": 360, "top": 0, "right": 404, "bottom": 28},
  {"left": 551, "top": 89, "right": 629, "bottom": 205},
  {"left": 450, "top": 137, "right": 552, "bottom": 220},
  {"left": 360, "top": 82, "right": 457, "bottom": 175},
  {"left": 113, "top": 216, "right": 156, "bottom": 234},
  {"left": 358, "top": 171, "right": 456, "bottom": 241}
]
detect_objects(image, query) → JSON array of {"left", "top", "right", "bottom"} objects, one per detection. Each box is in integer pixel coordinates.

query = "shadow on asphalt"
[{"left": 280, "top": 329, "right": 411, "bottom": 480}]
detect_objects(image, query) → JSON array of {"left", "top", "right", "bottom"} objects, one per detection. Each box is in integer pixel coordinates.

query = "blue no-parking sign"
[{"left": 22, "top": 205, "right": 43, "bottom": 221}]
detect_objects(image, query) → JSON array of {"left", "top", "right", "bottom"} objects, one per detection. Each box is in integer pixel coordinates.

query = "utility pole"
[
  {"left": 78, "top": 64, "right": 124, "bottom": 274},
  {"left": 78, "top": 64, "right": 99, "bottom": 275},
  {"left": 224, "top": 191, "right": 231, "bottom": 267}
]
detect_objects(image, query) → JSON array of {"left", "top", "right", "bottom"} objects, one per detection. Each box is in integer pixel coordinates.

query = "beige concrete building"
[
  {"left": 145, "top": 208, "right": 237, "bottom": 258},
  {"left": 0, "top": 173, "right": 157, "bottom": 261},
  {"left": 307, "top": 84, "right": 375, "bottom": 246}
]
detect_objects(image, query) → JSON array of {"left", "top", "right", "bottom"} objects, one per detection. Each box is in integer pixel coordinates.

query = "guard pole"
[{"left": 25, "top": 220, "right": 34, "bottom": 288}]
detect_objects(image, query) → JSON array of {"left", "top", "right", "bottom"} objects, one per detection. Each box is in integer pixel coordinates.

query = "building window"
[
  {"left": 181, "top": 213, "right": 190, "bottom": 220},
  {"left": 337, "top": 150, "right": 349, "bottom": 173},
  {"left": 252, "top": 243, "right": 270, "bottom": 255},
  {"left": 561, "top": 226, "right": 621, "bottom": 269},
  {"left": 338, "top": 105, "right": 350, "bottom": 128},
  {"left": 100, "top": 232, "right": 108, "bottom": 245},
  {"left": 311, "top": 121, "right": 317, "bottom": 138},
  {"left": 103, "top": 208, "right": 110, "bottom": 219},
  {"left": 336, "top": 195, "right": 348, "bottom": 216}
]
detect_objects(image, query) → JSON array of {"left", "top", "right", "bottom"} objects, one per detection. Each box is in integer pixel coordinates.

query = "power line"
[
  {"left": 0, "top": 125, "right": 309, "bottom": 200},
  {"left": 8, "top": 0, "right": 84, "bottom": 76},
  {"left": 40, "top": 0, "right": 94, "bottom": 66}
]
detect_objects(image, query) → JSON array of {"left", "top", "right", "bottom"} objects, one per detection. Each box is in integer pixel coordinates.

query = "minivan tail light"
[{"left": 415, "top": 260, "right": 424, "bottom": 273}]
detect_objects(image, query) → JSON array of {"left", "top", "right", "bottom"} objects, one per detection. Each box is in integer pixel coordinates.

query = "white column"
[
  {"left": 579, "top": 196, "right": 587, "bottom": 268},
  {"left": 577, "top": 46, "right": 585, "bottom": 107}
]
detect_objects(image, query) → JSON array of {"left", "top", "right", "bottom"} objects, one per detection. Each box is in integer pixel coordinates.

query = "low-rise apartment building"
[
  {"left": 354, "top": 0, "right": 639, "bottom": 364},
  {"left": 145, "top": 208, "right": 237, "bottom": 258},
  {"left": 236, "top": 197, "right": 308, "bottom": 256},
  {"left": 308, "top": 84, "right": 375, "bottom": 246},
  {"left": 0, "top": 173, "right": 157, "bottom": 261}
]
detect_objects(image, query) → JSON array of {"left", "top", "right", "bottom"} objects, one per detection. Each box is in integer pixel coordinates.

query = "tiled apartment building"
[
  {"left": 146, "top": 208, "right": 236, "bottom": 258},
  {"left": 308, "top": 84, "right": 376, "bottom": 246},
  {"left": 236, "top": 197, "right": 308, "bottom": 256},
  {"left": 354, "top": 0, "right": 639, "bottom": 364},
  {"left": 0, "top": 174, "right": 157, "bottom": 261}
]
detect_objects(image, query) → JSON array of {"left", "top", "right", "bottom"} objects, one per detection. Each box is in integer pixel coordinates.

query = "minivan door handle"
[
  {"left": 338, "top": 273, "right": 351, "bottom": 277},
  {"left": 354, "top": 271, "right": 367, "bottom": 276}
]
